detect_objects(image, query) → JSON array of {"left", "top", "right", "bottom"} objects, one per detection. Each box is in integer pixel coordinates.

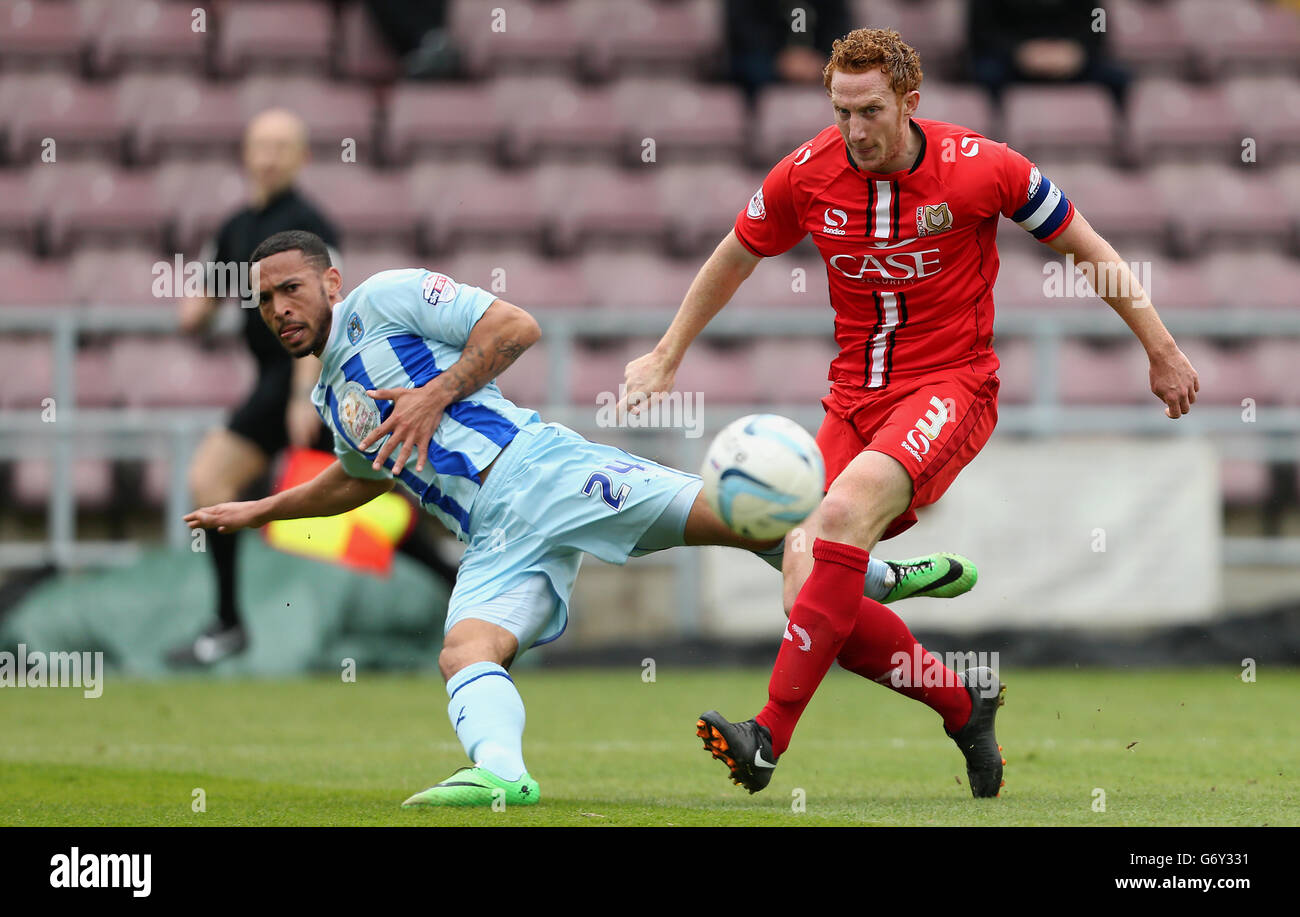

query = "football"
[{"left": 701, "top": 414, "right": 825, "bottom": 540}]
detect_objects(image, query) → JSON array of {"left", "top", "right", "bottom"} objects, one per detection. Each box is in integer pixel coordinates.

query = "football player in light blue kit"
[{"left": 185, "top": 230, "right": 971, "bottom": 807}]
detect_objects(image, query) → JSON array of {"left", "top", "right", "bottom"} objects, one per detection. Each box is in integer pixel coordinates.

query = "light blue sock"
[
  {"left": 446, "top": 661, "right": 526, "bottom": 782},
  {"left": 863, "top": 556, "right": 893, "bottom": 600},
  {"left": 754, "top": 540, "right": 893, "bottom": 599}
]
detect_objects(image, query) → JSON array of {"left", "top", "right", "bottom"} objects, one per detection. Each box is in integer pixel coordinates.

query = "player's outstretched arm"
[
  {"left": 1046, "top": 212, "right": 1199, "bottom": 418},
  {"left": 184, "top": 460, "right": 395, "bottom": 533},
  {"left": 361, "top": 299, "right": 541, "bottom": 472},
  {"left": 620, "top": 230, "right": 761, "bottom": 417}
]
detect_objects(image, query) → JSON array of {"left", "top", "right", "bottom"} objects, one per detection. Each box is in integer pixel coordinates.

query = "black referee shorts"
[{"left": 227, "top": 361, "right": 332, "bottom": 457}]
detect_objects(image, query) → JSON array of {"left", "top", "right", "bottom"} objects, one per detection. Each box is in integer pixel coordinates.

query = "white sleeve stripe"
[{"left": 1017, "top": 182, "right": 1064, "bottom": 232}]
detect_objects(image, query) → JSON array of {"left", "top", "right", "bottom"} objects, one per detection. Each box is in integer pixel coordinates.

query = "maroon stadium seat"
[
  {"left": 108, "top": 335, "right": 255, "bottom": 409},
  {"left": 0, "top": 73, "right": 132, "bottom": 162},
  {"left": 1220, "top": 458, "right": 1269, "bottom": 505},
  {"left": 568, "top": 339, "right": 656, "bottom": 405},
  {"left": 296, "top": 162, "right": 419, "bottom": 251},
  {"left": 654, "top": 162, "right": 767, "bottom": 257},
  {"left": 1058, "top": 340, "right": 1151, "bottom": 405},
  {"left": 992, "top": 248, "right": 1059, "bottom": 311},
  {"left": 855, "top": 0, "right": 965, "bottom": 80},
  {"left": 1128, "top": 78, "right": 1246, "bottom": 163},
  {"left": 0, "top": 0, "right": 92, "bottom": 71},
  {"left": 493, "top": 339, "right": 551, "bottom": 407},
  {"left": 71, "top": 247, "right": 172, "bottom": 309},
  {"left": 498, "top": 76, "right": 622, "bottom": 165},
  {"left": 755, "top": 84, "right": 837, "bottom": 167},
  {"left": 1279, "top": 163, "right": 1300, "bottom": 238},
  {"left": 238, "top": 77, "right": 379, "bottom": 162},
  {"left": 578, "top": 252, "right": 703, "bottom": 312},
  {"left": 584, "top": 0, "right": 723, "bottom": 80},
  {"left": 336, "top": 248, "right": 424, "bottom": 295},
  {"left": 1204, "top": 250, "right": 1300, "bottom": 311},
  {"left": 337, "top": 0, "right": 401, "bottom": 84},
  {"left": 734, "top": 254, "right": 832, "bottom": 311},
  {"left": 1223, "top": 75, "right": 1300, "bottom": 163},
  {"left": 12, "top": 457, "right": 114, "bottom": 510},
  {"left": 384, "top": 82, "right": 506, "bottom": 164},
  {"left": 1175, "top": 339, "right": 1265, "bottom": 407},
  {"left": 450, "top": 0, "right": 587, "bottom": 77},
  {"left": 1043, "top": 162, "right": 1171, "bottom": 250},
  {"left": 1108, "top": 0, "right": 1196, "bottom": 78},
  {"left": 0, "top": 166, "right": 45, "bottom": 251},
  {"left": 129, "top": 74, "right": 245, "bottom": 161},
  {"left": 73, "top": 342, "right": 118, "bottom": 408},
  {"left": 748, "top": 338, "right": 839, "bottom": 405},
  {"left": 1178, "top": 0, "right": 1300, "bottom": 77},
  {"left": 214, "top": 0, "right": 334, "bottom": 77},
  {"left": 89, "top": 0, "right": 210, "bottom": 77},
  {"left": 0, "top": 335, "right": 54, "bottom": 407},
  {"left": 156, "top": 158, "right": 247, "bottom": 255},
  {"left": 672, "top": 342, "right": 759, "bottom": 404},
  {"left": 42, "top": 163, "right": 169, "bottom": 254},
  {"left": 0, "top": 252, "right": 77, "bottom": 308},
  {"left": 609, "top": 77, "right": 747, "bottom": 165},
  {"left": 1135, "top": 254, "right": 1217, "bottom": 312},
  {"left": 409, "top": 161, "right": 548, "bottom": 255},
  {"left": 436, "top": 250, "right": 588, "bottom": 311},
  {"left": 1003, "top": 85, "right": 1120, "bottom": 163},
  {"left": 989, "top": 337, "right": 1035, "bottom": 405},
  {"left": 537, "top": 162, "right": 669, "bottom": 255},
  {"left": 915, "top": 82, "right": 995, "bottom": 139},
  {"left": 1254, "top": 339, "right": 1300, "bottom": 405},
  {"left": 1153, "top": 162, "right": 1292, "bottom": 254}
]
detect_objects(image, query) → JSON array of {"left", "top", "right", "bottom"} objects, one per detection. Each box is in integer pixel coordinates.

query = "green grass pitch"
[{"left": 1, "top": 667, "right": 1295, "bottom": 826}]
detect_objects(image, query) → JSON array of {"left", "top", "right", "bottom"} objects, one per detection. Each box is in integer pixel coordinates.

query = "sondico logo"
[
  {"left": 823, "top": 208, "right": 848, "bottom": 235},
  {"left": 902, "top": 396, "right": 950, "bottom": 462}
]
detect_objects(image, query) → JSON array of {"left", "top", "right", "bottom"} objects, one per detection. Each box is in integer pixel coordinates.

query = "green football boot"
[
  {"left": 880, "top": 553, "right": 978, "bottom": 603},
  {"left": 401, "top": 766, "right": 540, "bottom": 808}
]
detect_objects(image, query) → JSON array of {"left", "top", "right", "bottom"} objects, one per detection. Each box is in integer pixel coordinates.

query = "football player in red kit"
[{"left": 621, "top": 28, "right": 1199, "bottom": 797}]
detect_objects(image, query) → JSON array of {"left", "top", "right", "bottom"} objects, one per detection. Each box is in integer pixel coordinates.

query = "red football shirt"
[{"left": 734, "top": 118, "right": 1074, "bottom": 390}]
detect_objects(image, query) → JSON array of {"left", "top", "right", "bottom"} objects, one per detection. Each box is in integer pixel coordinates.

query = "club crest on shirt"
[
  {"left": 747, "top": 188, "right": 766, "bottom": 220},
  {"left": 338, "top": 380, "right": 380, "bottom": 448},
  {"left": 422, "top": 271, "right": 457, "bottom": 305},
  {"left": 915, "top": 202, "right": 953, "bottom": 237},
  {"left": 346, "top": 311, "right": 364, "bottom": 345}
]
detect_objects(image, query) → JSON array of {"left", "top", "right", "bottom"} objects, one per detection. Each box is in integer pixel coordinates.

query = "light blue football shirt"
[{"left": 311, "top": 268, "right": 540, "bottom": 542}]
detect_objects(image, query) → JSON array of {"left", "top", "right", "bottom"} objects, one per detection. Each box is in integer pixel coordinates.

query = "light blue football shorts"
[{"left": 445, "top": 421, "right": 702, "bottom": 652}]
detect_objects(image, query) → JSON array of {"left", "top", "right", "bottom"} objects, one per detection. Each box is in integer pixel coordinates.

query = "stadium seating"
[
  {"left": 1003, "top": 85, "right": 1120, "bottom": 164},
  {"left": 213, "top": 1, "right": 334, "bottom": 77},
  {"left": 89, "top": 0, "right": 210, "bottom": 77},
  {"left": 2, "top": 0, "right": 1299, "bottom": 530},
  {"left": 1128, "top": 78, "right": 1248, "bottom": 163}
]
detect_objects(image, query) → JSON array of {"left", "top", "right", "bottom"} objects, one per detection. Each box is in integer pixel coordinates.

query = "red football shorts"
[{"left": 815, "top": 368, "right": 1000, "bottom": 540}]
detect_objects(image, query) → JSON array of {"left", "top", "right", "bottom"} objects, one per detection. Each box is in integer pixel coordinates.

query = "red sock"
[
  {"left": 756, "top": 538, "right": 870, "bottom": 756},
  {"left": 836, "top": 596, "right": 973, "bottom": 733}
]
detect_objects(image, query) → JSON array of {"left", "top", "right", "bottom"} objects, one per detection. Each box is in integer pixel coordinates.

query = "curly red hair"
[{"left": 822, "top": 28, "right": 923, "bottom": 96}]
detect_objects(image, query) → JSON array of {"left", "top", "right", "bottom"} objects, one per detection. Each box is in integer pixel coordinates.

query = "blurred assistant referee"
[
  {"left": 170, "top": 108, "right": 341, "bottom": 666},
  {"left": 169, "top": 109, "right": 460, "bottom": 667}
]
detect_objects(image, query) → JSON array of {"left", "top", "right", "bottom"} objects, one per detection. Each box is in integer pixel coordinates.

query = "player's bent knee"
[
  {"left": 439, "top": 620, "right": 519, "bottom": 681},
  {"left": 814, "top": 490, "right": 867, "bottom": 542}
]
